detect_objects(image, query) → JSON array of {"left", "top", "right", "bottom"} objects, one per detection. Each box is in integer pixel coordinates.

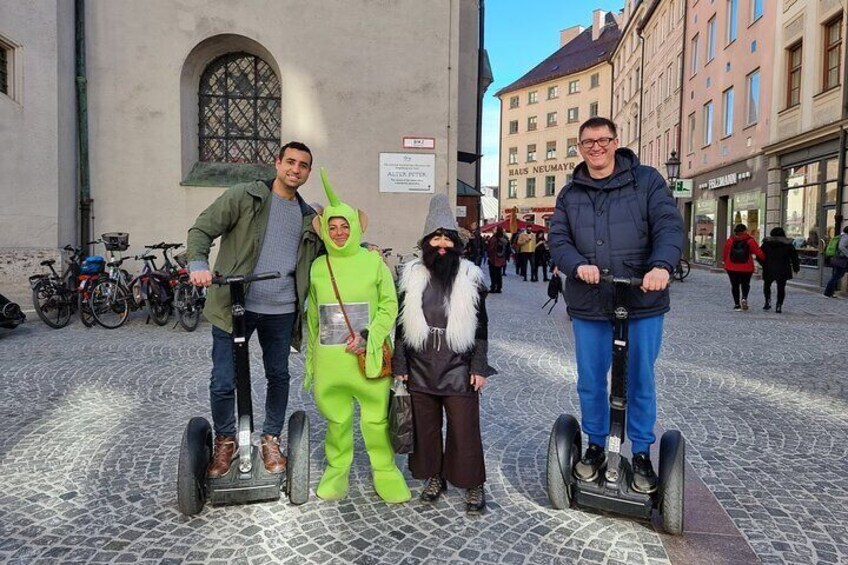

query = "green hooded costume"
[{"left": 305, "top": 169, "right": 411, "bottom": 503}]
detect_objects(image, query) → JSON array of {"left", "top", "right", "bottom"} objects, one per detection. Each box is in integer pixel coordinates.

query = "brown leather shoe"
[
  {"left": 260, "top": 434, "right": 287, "bottom": 474},
  {"left": 207, "top": 435, "right": 237, "bottom": 478}
]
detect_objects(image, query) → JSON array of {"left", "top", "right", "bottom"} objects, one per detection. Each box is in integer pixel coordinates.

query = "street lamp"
[{"left": 665, "top": 150, "right": 681, "bottom": 189}]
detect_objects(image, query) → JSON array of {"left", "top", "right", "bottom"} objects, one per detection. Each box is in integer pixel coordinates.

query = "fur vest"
[{"left": 398, "top": 258, "right": 484, "bottom": 353}]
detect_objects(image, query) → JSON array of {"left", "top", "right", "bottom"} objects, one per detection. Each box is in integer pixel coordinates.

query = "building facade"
[
  {"left": 680, "top": 0, "right": 777, "bottom": 268},
  {"left": 496, "top": 11, "right": 620, "bottom": 228},
  {"left": 763, "top": 0, "right": 847, "bottom": 289},
  {"left": 0, "top": 0, "right": 488, "bottom": 281},
  {"left": 611, "top": 0, "right": 649, "bottom": 153},
  {"left": 638, "top": 0, "right": 686, "bottom": 171}
]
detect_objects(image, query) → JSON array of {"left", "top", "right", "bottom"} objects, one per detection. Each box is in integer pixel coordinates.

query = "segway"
[
  {"left": 177, "top": 271, "right": 310, "bottom": 515},
  {"left": 546, "top": 275, "right": 685, "bottom": 535}
]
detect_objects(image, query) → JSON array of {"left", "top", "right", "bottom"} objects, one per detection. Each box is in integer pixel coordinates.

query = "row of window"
[
  {"left": 785, "top": 17, "right": 843, "bottom": 108},
  {"left": 689, "top": 0, "right": 763, "bottom": 77},
  {"left": 506, "top": 175, "right": 571, "bottom": 199},
  {"left": 508, "top": 74, "right": 601, "bottom": 109},
  {"left": 507, "top": 139, "right": 581, "bottom": 164},
  {"left": 685, "top": 68, "right": 759, "bottom": 152},
  {"left": 508, "top": 103, "right": 599, "bottom": 134}
]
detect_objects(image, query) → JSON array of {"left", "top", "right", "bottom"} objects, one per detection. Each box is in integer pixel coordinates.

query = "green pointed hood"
[{"left": 318, "top": 168, "right": 362, "bottom": 257}]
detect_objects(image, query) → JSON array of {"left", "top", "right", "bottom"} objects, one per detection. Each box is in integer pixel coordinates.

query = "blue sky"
[{"left": 480, "top": 0, "right": 624, "bottom": 186}]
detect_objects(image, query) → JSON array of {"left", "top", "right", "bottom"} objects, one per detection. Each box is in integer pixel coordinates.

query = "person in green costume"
[{"left": 305, "top": 169, "right": 411, "bottom": 504}]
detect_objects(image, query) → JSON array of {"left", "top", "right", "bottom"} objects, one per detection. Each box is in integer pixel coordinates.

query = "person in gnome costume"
[
  {"left": 305, "top": 169, "right": 411, "bottom": 504},
  {"left": 393, "top": 193, "right": 492, "bottom": 514}
]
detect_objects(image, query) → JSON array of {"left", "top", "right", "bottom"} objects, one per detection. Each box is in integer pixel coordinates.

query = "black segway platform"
[
  {"left": 177, "top": 271, "right": 310, "bottom": 516},
  {"left": 546, "top": 275, "right": 685, "bottom": 534}
]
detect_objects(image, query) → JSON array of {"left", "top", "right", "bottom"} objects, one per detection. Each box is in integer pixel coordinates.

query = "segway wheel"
[
  {"left": 286, "top": 410, "right": 310, "bottom": 505},
  {"left": 658, "top": 430, "right": 685, "bottom": 535},
  {"left": 546, "top": 414, "right": 581, "bottom": 509},
  {"left": 177, "top": 417, "right": 212, "bottom": 516}
]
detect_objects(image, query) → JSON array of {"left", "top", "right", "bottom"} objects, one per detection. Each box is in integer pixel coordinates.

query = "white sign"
[
  {"left": 379, "top": 153, "right": 435, "bottom": 193},
  {"left": 402, "top": 137, "right": 436, "bottom": 149},
  {"left": 456, "top": 205, "right": 467, "bottom": 218},
  {"left": 672, "top": 179, "right": 693, "bottom": 198}
]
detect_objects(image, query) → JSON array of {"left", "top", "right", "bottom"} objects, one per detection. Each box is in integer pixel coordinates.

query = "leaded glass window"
[
  {"left": 0, "top": 47, "right": 8, "bottom": 95},
  {"left": 198, "top": 52, "right": 281, "bottom": 164}
]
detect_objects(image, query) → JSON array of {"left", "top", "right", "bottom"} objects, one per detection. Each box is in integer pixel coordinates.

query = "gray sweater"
[{"left": 244, "top": 193, "right": 302, "bottom": 314}]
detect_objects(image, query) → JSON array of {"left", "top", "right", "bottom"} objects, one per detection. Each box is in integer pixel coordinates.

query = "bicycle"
[
  {"left": 172, "top": 251, "right": 206, "bottom": 331},
  {"left": 88, "top": 232, "right": 140, "bottom": 329},
  {"left": 29, "top": 243, "right": 101, "bottom": 328},
  {"left": 143, "top": 242, "right": 184, "bottom": 326},
  {"left": 672, "top": 258, "right": 691, "bottom": 282}
]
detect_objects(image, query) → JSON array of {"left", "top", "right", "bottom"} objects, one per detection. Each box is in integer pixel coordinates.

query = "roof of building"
[
  {"left": 495, "top": 13, "right": 621, "bottom": 98},
  {"left": 457, "top": 179, "right": 482, "bottom": 197}
]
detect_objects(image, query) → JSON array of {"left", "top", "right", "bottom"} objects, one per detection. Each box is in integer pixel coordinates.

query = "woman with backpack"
[
  {"left": 723, "top": 223, "right": 765, "bottom": 311},
  {"left": 758, "top": 227, "right": 800, "bottom": 313},
  {"left": 486, "top": 226, "right": 508, "bottom": 293}
]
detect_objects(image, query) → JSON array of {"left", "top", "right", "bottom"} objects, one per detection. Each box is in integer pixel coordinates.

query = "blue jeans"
[
  {"left": 210, "top": 311, "right": 295, "bottom": 437},
  {"left": 571, "top": 315, "right": 664, "bottom": 455},
  {"left": 824, "top": 264, "right": 847, "bottom": 297}
]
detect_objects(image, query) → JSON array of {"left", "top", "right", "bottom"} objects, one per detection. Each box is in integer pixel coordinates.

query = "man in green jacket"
[{"left": 186, "top": 141, "right": 324, "bottom": 478}]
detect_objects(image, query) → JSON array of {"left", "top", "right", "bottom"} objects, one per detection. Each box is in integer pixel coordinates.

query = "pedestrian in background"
[
  {"left": 534, "top": 232, "right": 550, "bottom": 282},
  {"left": 517, "top": 227, "right": 536, "bottom": 281},
  {"left": 486, "top": 227, "right": 508, "bottom": 293},
  {"left": 824, "top": 226, "right": 848, "bottom": 298},
  {"left": 758, "top": 227, "right": 799, "bottom": 313},
  {"left": 723, "top": 223, "right": 765, "bottom": 311}
]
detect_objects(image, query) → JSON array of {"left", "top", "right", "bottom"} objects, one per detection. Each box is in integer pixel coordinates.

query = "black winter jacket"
[
  {"left": 759, "top": 236, "right": 800, "bottom": 281},
  {"left": 549, "top": 148, "right": 684, "bottom": 320}
]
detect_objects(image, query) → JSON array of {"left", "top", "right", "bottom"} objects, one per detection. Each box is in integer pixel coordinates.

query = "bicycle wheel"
[
  {"left": 677, "top": 259, "right": 691, "bottom": 281},
  {"left": 32, "top": 281, "right": 72, "bottom": 329},
  {"left": 175, "top": 284, "right": 201, "bottom": 332},
  {"left": 146, "top": 281, "right": 171, "bottom": 326},
  {"left": 78, "top": 291, "right": 95, "bottom": 328},
  {"left": 89, "top": 279, "right": 130, "bottom": 329}
]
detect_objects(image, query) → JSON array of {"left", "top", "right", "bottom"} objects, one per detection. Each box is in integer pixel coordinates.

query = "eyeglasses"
[{"left": 579, "top": 137, "right": 617, "bottom": 149}]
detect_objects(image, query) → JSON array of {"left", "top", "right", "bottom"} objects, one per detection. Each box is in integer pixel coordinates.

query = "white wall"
[
  {"left": 0, "top": 0, "right": 75, "bottom": 248},
  {"left": 83, "top": 0, "right": 467, "bottom": 255}
]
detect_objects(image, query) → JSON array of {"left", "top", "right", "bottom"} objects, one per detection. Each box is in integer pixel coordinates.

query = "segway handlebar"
[
  {"left": 211, "top": 271, "right": 281, "bottom": 286},
  {"left": 600, "top": 275, "right": 643, "bottom": 287}
]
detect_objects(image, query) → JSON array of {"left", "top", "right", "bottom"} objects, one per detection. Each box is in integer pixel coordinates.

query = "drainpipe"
[
  {"left": 636, "top": 30, "right": 645, "bottom": 160},
  {"left": 476, "top": 0, "right": 485, "bottom": 227},
  {"left": 76, "top": 0, "right": 92, "bottom": 251}
]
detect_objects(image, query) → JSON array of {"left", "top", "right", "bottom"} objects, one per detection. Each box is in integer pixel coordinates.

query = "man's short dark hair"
[
  {"left": 579, "top": 117, "right": 618, "bottom": 139},
  {"left": 278, "top": 141, "right": 313, "bottom": 165}
]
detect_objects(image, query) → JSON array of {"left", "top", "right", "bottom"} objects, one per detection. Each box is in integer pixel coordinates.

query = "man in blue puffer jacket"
[{"left": 549, "top": 117, "right": 683, "bottom": 494}]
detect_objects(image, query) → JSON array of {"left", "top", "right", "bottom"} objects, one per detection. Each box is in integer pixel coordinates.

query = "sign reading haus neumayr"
[{"left": 508, "top": 162, "right": 577, "bottom": 177}]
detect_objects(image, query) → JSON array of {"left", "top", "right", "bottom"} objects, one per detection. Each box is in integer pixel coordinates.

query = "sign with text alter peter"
[
  {"left": 672, "top": 179, "right": 693, "bottom": 198},
  {"left": 379, "top": 153, "right": 435, "bottom": 193}
]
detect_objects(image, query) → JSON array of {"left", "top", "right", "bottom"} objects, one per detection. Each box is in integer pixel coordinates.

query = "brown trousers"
[{"left": 408, "top": 391, "right": 485, "bottom": 489}]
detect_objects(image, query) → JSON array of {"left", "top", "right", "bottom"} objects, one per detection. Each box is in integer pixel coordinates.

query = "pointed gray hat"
[{"left": 422, "top": 193, "right": 459, "bottom": 239}]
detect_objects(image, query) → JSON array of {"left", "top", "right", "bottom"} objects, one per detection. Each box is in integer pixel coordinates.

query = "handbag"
[
  {"left": 388, "top": 379, "right": 414, "bottom": 454},
  {"left": 325, "top": 256, "right": 393, "bottom": 378},
  {"left": 541, "top": 272, "right": 564, "bottom": 315}
]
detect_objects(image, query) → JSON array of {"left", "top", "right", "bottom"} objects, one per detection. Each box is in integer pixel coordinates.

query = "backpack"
[
  {"left": 496, "top": 238, "right": 508, "bottom": 258},
  {"left": 728, "top": 239, "right": 750, "bottom": 263},
  {"left": 80, "top": 255, "right": 106, "bottom": 275},
  {"left": 825, "top": 235, "right": 842, "bottom": 258}
]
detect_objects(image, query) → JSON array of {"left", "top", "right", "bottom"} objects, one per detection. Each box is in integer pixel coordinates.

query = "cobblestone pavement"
[{"left": 1, "top": 267, "right": 846, "bottom": 564}]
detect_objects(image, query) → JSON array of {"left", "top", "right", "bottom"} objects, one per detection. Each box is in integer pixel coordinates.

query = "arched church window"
[{"left": 198, "top": 52, "right": 280, "bottom": 164}]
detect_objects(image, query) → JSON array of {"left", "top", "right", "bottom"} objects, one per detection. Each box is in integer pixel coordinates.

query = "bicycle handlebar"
[
  {"left": 211, "top": 271, "right": 281, "bottom": 285},
  {"left": 600, "top": 275, "right": 643, "bottom": 287},
  {"left": 147, "top": 242, "right": 183, "bottom": 250}
]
